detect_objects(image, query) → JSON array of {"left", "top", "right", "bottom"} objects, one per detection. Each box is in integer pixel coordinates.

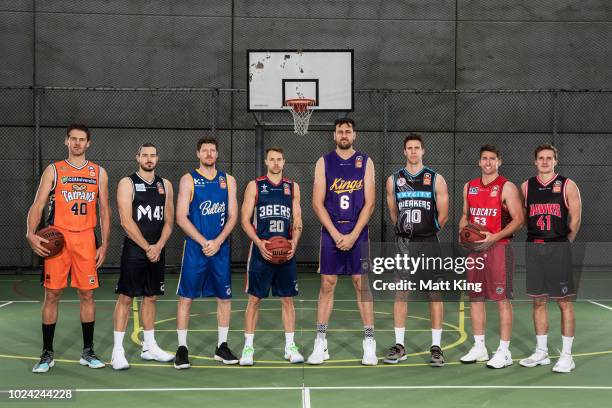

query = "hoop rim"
[{"left": 284, "top": 98, "right": 316, "bottom": 110}]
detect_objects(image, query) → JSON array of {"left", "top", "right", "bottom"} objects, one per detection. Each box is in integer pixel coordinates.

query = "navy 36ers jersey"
[
  {"left": 253, "top": 176, "right": 293, "bottom": 239},
  {"left": 324, "top": 151, "right": 367, "bottom": 221},
  {"left": 393, "top": 167, "right": 439, "bottom": 238},
  {"left": 188, "top": 169, "right": 228, "bottom": 240},
  {"left": 525, "top": 174, "right": 570, "bottom": 241},
  {"left": 129, "top": 173, "right": 166, "bottom": 244}
]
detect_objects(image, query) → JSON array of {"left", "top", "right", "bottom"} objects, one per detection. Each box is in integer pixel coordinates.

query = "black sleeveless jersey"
[
  {"left": 393, "top": 167, "right": 439, "bottom": 238},
  {"left": 129, "top": 173, "right": 166, "bottom": 244},
  {"left": 525, "top": 174, "right": 570, "bottom": 241}
]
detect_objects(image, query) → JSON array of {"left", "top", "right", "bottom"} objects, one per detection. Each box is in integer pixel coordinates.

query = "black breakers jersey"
[
  {"left": 525, "top": 174, "right": 570, "bottom": 241},
  {"left": 393, "top": 167, "right": 439, "bottom": 238},
  {"left": 130, "top": 173, "right": 166, "bottom": 244},
  {"left": 254, "top": 176, "right": 293, "bottom": 240}
]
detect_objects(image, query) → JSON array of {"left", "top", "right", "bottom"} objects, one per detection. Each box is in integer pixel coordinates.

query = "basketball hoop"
[{"left": 285, "top": 99, "right": 316, "bottom": 136}]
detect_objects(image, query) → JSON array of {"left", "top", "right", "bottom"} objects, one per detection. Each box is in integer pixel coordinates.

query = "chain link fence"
[{"left": 1, "top": 86, "right": 611, "bottom": 268}]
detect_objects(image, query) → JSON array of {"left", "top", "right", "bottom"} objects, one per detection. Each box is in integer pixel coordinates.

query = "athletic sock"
[
  {"left": 474, "top": 335, "right": 485, "bottom": 348},
  {"left": 316, "top": 323, "right": 327, "bottom": 341},
  {"left": 498, "top": 340, "right": 510, "bottom": 352},
  {"left": 42, "top": 323, "right": 56, "bottom": 352},
  {"left": 177, "top": 329, "right": 188, "bottom": 348},
  {"left": 394, "top": 327, "right": 405, "bottom": 346},
  {"left": 536, "top": 334, "right": 548, "bottom": 352},
  {"left": 81, "top": 321, "right": 94, "bottom": 350},
  {"left": 143, "top": 329, "right": 155, "bottom": 348},
  {"left": 431, "top": 329, "right": 442, "bottom": 347},
  {"left": 285, "top": 332, "right": 295, "bottom": 348},
  {"left": 364, "top": 325, "right": 374, "bottom": 340},
  {"left": 218, "top": 326, "right": 229, "bottom": 347},
  {"left": 561, "top": 336, "right": 574, "bottom": 355},
  {"left": 113, "top": 330, "right": 125, "bottom": 351},
  {"left": 245, "top": 333, "right": 254, "bottom": 348}
]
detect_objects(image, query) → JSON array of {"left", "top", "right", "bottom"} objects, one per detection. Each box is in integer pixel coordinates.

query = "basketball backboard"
[{"left": 247, "top": 49, "right": 354, "bottom": 111}]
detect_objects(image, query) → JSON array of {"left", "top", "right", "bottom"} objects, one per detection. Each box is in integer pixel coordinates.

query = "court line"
[
  {"left": 0, "top": 301, "right": 13, "bottom": 308},
  {"left": 5, "top": 298, "right": 612, "bottom": 303},
  {"left": 59, "top": 385, "right": 612, "bottom": 392},
  {"left": 588, "top": 300, "right": 612, "bottom": 311},
  {"left": 302, "top": 387, "right": 311, "bottom": 408}
]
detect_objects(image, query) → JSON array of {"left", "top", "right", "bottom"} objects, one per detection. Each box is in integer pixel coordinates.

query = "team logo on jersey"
[
  {"left": 135, "top": 183, "right": 146, "bottom": 192},
  {"left": 219, "top": 176, "right": 227, "bottom": 189},
  {"left": 553, "top": 180, "right": 562, "bottom": 193},
  {"left": 283, "top": 183, "right": 291, "bottom": 195},
  {"left": 160, "top": 283, "right": 165, "bottom": 293},
  {"left": 396, "top": 177, "right": 406, "bottom": 187},
  {"left": 89, "top": 276, "right": 96, "bottom": 285},
  {"left": 199, "top": 200, "right": 226, "bottom": 217},
  {"left": 72, "top": 184, "right": 87, "bottom": 192},
  {"left": 226, "top": 287, "right": 232, "bottom": 296},
  {"left": 261, "top": 184, "right": 268, "bottom": 194},
  {"left": 194, "top": 177, "right": 207, "bottom": 186},
  {"left": 496, "top": 286, "right": 504, "bottom": 295},
  {"left": 490, "top": 185, "right": 499, "bottom": 197},
  {"left": 561, "top": 285, "right": 568, "bottom": 295},
  {"left": 329, "top": 178, "right": 363, "bottom": 194},
  {"left": 469, "top": 187, "right": 479, "bottom": 195},
  {"left": 423, "top": 173, "right": 432, "bottom": 186},
  {"left": 156, "top": 181, "right": 165, "bottom": 194},
  {"left": 355, "top": 156, "right": 363, "bottom": 168}
]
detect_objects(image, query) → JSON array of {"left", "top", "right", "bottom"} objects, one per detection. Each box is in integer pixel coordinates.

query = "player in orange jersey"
[{"left": 26, "top": 124, "right": 111, "bottom": 373}]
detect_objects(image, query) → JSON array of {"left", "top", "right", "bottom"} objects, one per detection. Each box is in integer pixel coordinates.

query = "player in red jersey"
[
  {"left": 518, "top": 144, "right": 581, "bottom": 373},
  {"left": 459, "top": 145, "right": 524, "bottom": 369}
]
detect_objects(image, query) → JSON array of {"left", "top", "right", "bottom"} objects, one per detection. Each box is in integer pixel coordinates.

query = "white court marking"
[
  {"left": 0, "top": 301, "right": 13, "bottom": 308},
  {"left": 588, "top": 300, "right": 612, "bottom": 311}
]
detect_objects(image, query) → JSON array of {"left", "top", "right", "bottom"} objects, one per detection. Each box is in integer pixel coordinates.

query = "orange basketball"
[
  {"left": 265, "top": 236, "right": 292, "bottom": 264},
  {"left": 36, "top": 226, "right": 65, "bottom": 257},
  {"left": 460, "top": 223, "right": 487, "bottom": 251}
]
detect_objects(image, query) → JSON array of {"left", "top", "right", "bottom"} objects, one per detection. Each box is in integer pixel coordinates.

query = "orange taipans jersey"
[{"left": 47, "top": 160, "right": 100, "bottom": 231}]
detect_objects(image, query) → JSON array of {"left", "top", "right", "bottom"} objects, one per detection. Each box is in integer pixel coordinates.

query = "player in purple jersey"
[
  {"left": 306, "top": 118, "right": 378, "bottom": 366},
  {"left": 519, "top": 144, "right": 582, "bottom": 373}
]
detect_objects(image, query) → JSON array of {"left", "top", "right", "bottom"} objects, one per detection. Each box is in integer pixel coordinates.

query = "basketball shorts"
[
  {"left": 177, "top": 238, "right": 232, "bottom": 299},
  {"left": 246, "top": 244, "right": 298, "bottom": 298},
  {"left": 526, "top": 239, "right": 575, "bottom": 299},
  {"left": 394, "top": 235, "right": 444, "bottom": 301},
  {"left": 319, "top": 221, "right": 370, "bottom": 275},
  {"left": 42, "top": 226, "right": 98, "bottom": 290},
  {"left": 115, "top": 237, "right": 165, "bottom": 297},
  {"left": 466, "top": 242, "right": 514, "bottom": 301}
]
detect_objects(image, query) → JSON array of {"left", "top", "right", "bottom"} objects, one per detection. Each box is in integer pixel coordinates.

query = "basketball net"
[{"left": 285, "top": 99, "right": 315, "bottom": 136}]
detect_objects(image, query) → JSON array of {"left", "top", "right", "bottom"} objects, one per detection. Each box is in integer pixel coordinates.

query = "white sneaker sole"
[
  {"left": 285, "top": 354, "right": 304, "bottom": 364},
  {"left": 383, "top": 355, "right": 407, "bottom": 364},
  {"left": 174, "top": 363, "right": 190, "bottom": 369},
  {"left": 79, "top": 358, "right": 106, "bottom": 369},
  {"left": 214, "top": 355, "right": 239, "bottom": 365},
  {"left": 519, "top": 357, "right": 551, "bottom": 368},
  {"left": 306, "top": 351, "right": 330, "bottom": 365},
  {"left": 239, "top": 360, "right": 254, "bottom": 366},
  {"left": 460, "top": 353, "right": 489, "bottom": 364},
  {"left": 111, "top": 362, "right": 130, "bottom": 370},
  {"left": 552, "top": 361, "right": 575, "bottom": 373},
  {"left": 362, "top": 357, "right": 379, "bottom": 366},
  {"left": 487, "top": 360, "right": 513, "bottom": 369},
  {"left": 32, "top": 360, "right": 55, "bottom": 373},
  {"left": 141, "top": 353, "right": 175, "bottom": 362}
]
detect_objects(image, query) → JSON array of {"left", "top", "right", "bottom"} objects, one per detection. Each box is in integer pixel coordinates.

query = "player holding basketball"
[
  {"left": 459, "top": 145, "right": 524, "bottom": 369},
  {"left": 174, "top": 137, "right": 239, "bottom": 369},
  {"left": 26, "top": 124, "right": 111, "bottom": 373},
  {"left": 384, "top": 134, "right": 449, "bottom": 366},
  {"left": 519, "top": 144, "right": 581, "bottom": 373},
  {"left": 307, "top": 118, "right": 378, "bottom": 366},
  {"left": 239, "top": 147, "right": 303, "bottom": 365},
  {"left": 111, "top": 143, "right": 175, "bottom": 370}
]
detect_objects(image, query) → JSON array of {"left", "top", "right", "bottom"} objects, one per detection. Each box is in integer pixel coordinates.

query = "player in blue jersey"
[
  {"left": 306, "top": 118, "right": 378, "bottom": 366},
  {"left": 238, "top": 147, "right": 303, "bottom": 365},
  {"left": 174, "top": 137, "right": 239, "bottom": 369}
]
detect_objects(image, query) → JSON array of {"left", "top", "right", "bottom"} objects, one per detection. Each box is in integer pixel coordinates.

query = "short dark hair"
[
  {"left": 197, "top": 137, "right": 218, "bottom": 151},
  {"left": 534, "top": 144, "right": 558, "bottom": 160},
  {"left": 404, "top": 133, "right": 424, "bottom": 149},
  {"left": 334, "top": 117, "right": 355, "bottom": 130},
  {"left": 137, "top": 142, "right": 157, "bottom": 155},
  {"left": 266, "top": 146, "right": 284, "bottom": 156},
  {"left": 66, "top": 123, "right": 90, "bottom": 141},
  {"left": 480, "top": 144, "right": 501, "bottom": 159}
]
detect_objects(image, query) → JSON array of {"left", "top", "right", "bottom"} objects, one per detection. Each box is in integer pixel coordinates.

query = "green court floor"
[{"left": 1, "top": 272, "right": 612, "bottom": 407}]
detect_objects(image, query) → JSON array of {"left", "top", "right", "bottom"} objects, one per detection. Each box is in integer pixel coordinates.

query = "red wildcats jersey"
[{"left": 467, "top": 175, "right": 511, "bottom": 243}]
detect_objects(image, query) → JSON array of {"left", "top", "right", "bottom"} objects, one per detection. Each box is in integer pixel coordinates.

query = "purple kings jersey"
[{"left": 324, "top": 150, "right": 367, "bottom": 222}]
